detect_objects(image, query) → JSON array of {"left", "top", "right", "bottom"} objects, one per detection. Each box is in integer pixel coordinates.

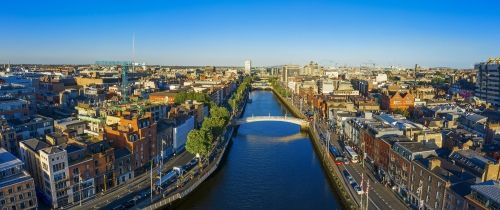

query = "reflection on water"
[{"left": 176, "top": 91, "right": 342, "bottom": 210}]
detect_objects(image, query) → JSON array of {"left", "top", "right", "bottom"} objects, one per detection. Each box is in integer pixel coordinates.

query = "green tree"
[
  {"left": 210, "top": 106, "right": 229, "bottom": 122},
  {"left": 229, "top": 97, "right": 237, "bottom": 114},
  {"left": 174, "top": 92, "right": 188, "bottom": 104},
  {"left": 431, "top": 77, "right": 446, "bottom": 85},
  {"left": 202, "top": 117, "right": 226, "bottom": 138},
  {"left": 185, "top": 129, "right": 212, "bottom": 157},
  {"left": 174, "top": 91, "right": 211, "bottom": 104}
]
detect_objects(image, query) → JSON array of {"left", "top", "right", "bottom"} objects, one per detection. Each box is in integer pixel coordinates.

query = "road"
[
  {"left": 316, "top": 119, "right": 408, "bottom": 210},
  {"left": 70, "top": 151, "right": 194, "bottom": 210},
  {"left": 286, "top": 93, "right": 409, "bottom": 210}
]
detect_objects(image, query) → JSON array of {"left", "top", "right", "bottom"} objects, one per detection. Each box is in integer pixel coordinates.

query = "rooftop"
[
  {"left": 41, "top": 146, "right": 65, "bottom": 155},
  {"left": 416, "top": 156, "right": 476, "bottom": 183},
  {"left": 20, "top": 138, "right": 49, "bottom": 152},
  {"left": 0, "top": 148, "right": 23, "bottom": 171},
  {"left": 471, "top": 180, "right": 500, "bottom": 204},
  {"left": 396, "top": 141, "right": 437, "bottom": 153},
  {"left": 0, "top": 171, "right": 33, "bottom": 189}
]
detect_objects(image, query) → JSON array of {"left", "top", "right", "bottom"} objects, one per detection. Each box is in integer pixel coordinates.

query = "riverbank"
[
  {"left": 270, "top": 88, "right": 358, "bottom": 210},
  {"left": 174, "top": 90, "right": 341, "bottom": 209},
  {"left": 140, "top": 91, "right": 249, "bottom": 210}
]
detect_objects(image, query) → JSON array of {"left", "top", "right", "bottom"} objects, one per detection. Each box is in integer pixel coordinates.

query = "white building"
[
  {"left": 173, "top": 115, "right": 195, "bottom": 152},
  {"left": 39, "top": 146, "right": 73, "bottom": 208},
  {"left": 322, "top": 80, "right": 335, "bottom": 94},
  {"left": 325, "top": 70, "right": 339, "bottom": 79},
  {"left": 244, "top": 60, "right": 252, "bottom": 74},
  {"left": 376, "top": 73, "right": 388, "bottom": 83}
]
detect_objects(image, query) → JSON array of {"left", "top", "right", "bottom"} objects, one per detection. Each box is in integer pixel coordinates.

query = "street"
[
  {"left": 70, "top": 151, "right": 194, "bottom": 210},
  {"left": 286, "top": 93, "right": 409, "bottom": 210}
]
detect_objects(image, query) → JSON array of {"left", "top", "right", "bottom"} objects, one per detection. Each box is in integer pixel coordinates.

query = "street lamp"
[{"left": 79, "top": 175, "right": 82, "bottom": 206}]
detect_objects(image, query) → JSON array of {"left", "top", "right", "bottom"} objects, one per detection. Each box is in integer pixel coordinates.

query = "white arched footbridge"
[{"left": 232, "top": 115, "right": 310, "bottom": 129}]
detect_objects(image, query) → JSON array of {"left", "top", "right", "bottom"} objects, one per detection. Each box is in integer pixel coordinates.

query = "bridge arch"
[{"left": 232, "top": 116, "right": 309, "bottom": 129}]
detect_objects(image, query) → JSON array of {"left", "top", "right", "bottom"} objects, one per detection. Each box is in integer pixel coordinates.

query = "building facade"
[
  {"left": 0, "top": 148, "right": 38, "bottom": 210},
  {"left": 475, "top": 58, "right": 500, "bottom": 107}
]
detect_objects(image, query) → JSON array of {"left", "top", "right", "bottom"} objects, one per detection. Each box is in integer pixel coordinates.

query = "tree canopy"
[
  {"left": 185, "top": 129, "right": 212, "bottom": 157},
  {"left": 174, "top": 91, "right": 211, "bottom": 104}
]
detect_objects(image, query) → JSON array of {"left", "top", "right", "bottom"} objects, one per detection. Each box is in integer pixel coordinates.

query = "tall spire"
[{"left": 132, "top": 33, "right": 135, "bottom": 72}]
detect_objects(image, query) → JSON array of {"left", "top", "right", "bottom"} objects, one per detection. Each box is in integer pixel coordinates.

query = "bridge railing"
[{"left": 234, "top": 116, "right": 308, "bottom": 125}]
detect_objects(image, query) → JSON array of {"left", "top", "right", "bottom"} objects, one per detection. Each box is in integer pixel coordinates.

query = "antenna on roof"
[
  {"left": 132, "top": 33, "right": 135, "bottom": 73},
  {"left": 414, "top": 64, "right": 418, "bottom": 85}
]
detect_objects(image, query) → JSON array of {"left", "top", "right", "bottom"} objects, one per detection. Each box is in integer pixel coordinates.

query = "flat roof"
[
  {"left": 396, "top": 141, "right": 436, "bottom": 153},
  {"left": 0, "top": 148, "right": 23, "bottom": 171},
  {"left": 0, "top": 171, "right": 33, "bottom": 189}
]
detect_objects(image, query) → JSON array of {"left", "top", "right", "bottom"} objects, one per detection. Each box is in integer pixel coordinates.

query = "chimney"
[{"left": 429, "top": 158, "right": 441, "bottom": 170}]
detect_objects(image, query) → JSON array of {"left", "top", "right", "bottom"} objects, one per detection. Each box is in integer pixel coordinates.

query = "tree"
[
  {"left": 229, "top": 97, "right": 237, "bottom": 114},
  {"left": 174, "top": 91, "right": 211, "bottom": 104},
  {"left": 210, "top": 106, "right": 229, "bottom": 122},
  {"left": 431, "top": 77, "right": 446, "bottom": 85},
  {"left": 185, "top": 129, "right": 212, "bottom": 157},
  {"left": 202, "top": 117, "right": 226, "bottom": 138}
]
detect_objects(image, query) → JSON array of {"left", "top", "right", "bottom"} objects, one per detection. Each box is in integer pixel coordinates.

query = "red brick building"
[
  {"left": 148, "top": 91, "right": 178, "bottom": 104},
  {"left": 380, "top": 91, "right": 415, "bottom": 111},
  {"left": 105, "top": 111, "right": 157, "bottom": 173}
]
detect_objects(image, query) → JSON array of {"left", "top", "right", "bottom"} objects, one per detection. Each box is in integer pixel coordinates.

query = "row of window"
[{"left": 0, "top": 199, "right": 35, "bottom": 210}]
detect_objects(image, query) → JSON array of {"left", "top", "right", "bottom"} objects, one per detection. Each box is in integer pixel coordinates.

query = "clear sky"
[{"left": 1, "top": 0, "right": 498, "bottom": 68}]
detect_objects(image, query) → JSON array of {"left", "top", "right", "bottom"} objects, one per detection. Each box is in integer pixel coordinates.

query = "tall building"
[
  {"left": 302, "top": 61, "right": 322, "bottom": 76},
  {"left": 0, "top": 148, "right": 38, "bottom": 210},
  {"left": 281, "top": 64, "right": 301, "bottom": 83},
  {"left": 18, "top": 139, "right": 74, "bottom": 208},
  {"left": 475, "top": 58, "right": 500, "bottom": 107},
  {"left": 105, "top": 111, "right": 157, "bottom": 173},
  {"left": 244, "top": 60, "right": 252, "bottom": 74}
]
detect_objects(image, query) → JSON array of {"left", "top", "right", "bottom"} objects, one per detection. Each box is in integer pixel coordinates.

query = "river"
[{"left": 176, "top": 90, "right": 342, "bottom": 210}]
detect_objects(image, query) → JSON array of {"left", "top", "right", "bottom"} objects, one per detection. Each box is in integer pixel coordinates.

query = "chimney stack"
[{"left": 429, "top": 158, "right": 441, "bottom": 170}]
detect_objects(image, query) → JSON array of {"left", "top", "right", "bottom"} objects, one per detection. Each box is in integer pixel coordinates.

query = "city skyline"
[{"left": 1, "top": 0, "right": 499, "bottom": 68}]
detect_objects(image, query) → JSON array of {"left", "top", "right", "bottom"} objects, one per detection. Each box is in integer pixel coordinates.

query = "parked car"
[
  {"left": 112, "top": 205, "right": 125, "bottom": 210},
  {"left": 342, "top": 170, "right": 355, "bottom": 184},
  {"left": 353, "top": 184, "right": 364, "bottom": 195}
]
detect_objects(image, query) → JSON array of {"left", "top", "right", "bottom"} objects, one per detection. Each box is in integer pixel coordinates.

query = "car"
[
  {"left": 354, "top": 185, "right": 364, "bottom": 195},
  {"left": 123, "top": 200, "right": 135, "bottom": 208},
  {"left": 133, "top": 194, "right": 142, "bottom": 201},
  {"left": 343, "top": 158, "right": 350, "bottom": 165},
  {"left": 342, "top": 170, "right": 351, "bottom": 178},
  {"left": 112, "top": 205, "right": 125, "bottom": 210}
]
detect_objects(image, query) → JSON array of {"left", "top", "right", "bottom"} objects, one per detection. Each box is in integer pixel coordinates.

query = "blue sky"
[{"left": 1, "top": 0, "right": 498, "bottom": 68}]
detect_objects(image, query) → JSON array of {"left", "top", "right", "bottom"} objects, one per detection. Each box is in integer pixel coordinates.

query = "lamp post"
[{"left": 79, "top": 175, "right": 82, "bottom": 206}]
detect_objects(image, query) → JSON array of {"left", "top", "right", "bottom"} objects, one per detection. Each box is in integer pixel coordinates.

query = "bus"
[
  {"left": 344, "top": 146, "right": 359, "bottom": 163},
  {"left": 329, "top": 146, "right": 344, "bottom": 165},
  {"left": 155, "top": 167, "right": 183, "bottom": 190}
]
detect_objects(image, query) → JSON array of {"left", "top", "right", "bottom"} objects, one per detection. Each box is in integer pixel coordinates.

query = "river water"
[{"left": 176, "top": 90, "right": 342, "bottom": 210}]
